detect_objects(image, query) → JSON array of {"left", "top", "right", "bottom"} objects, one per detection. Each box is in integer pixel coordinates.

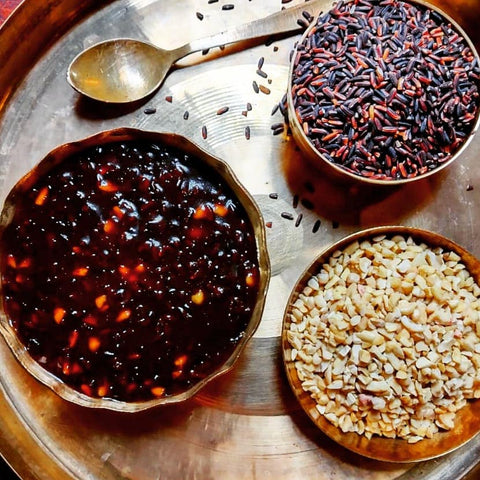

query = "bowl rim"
[
  {"left": 286, "top": 0, "right": 480, "bottom": 186},
  {"left": 281, "top": 225, "right": 480, "bottom": 462},
  {"left": 0, "top": 127, "right": 271, "bottom": 412}
]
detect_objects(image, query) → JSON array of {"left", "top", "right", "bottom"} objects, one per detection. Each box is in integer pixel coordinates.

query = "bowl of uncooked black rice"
[
  {"left": 287, "top": 0, "right": 480, "bottom": 184},
  {"left": 282, "top": 225, "right": 480, "bottom": 462}
]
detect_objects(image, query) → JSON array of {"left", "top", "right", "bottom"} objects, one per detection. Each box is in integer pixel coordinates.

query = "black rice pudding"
[
  {"left": 0, "top": 140, "right": 261, "bottom": 403},
  {"left": 290, "top": 0, "right": 480, "bottom": 180}
]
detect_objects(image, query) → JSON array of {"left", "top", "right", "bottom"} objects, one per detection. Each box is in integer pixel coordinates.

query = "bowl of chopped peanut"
[
  {"left": 282, "top": 225, "right": 480, "bottom": 461},
  {"left": 0, "top": 128, "right": 270, "bottom": 412}
]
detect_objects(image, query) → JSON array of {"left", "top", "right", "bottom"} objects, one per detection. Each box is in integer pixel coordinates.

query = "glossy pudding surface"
[{"left": 1, "top": 140, "right": 261, "bottom": 402}]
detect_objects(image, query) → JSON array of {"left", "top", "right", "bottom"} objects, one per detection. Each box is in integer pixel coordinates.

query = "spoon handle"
[{"left": 175, "top": 0, "right": 327, "bottom": 60}]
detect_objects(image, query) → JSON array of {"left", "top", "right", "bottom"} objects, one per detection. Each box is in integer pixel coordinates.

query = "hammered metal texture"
[{"left": 0, "top": 0, "right": 479, "bottom": 479}]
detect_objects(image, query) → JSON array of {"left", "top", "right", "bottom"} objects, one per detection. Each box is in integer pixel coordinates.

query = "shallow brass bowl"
[
  {"left": 282, "top": 225, "right": 480, "bottom": 462},
  {"left": 0, "top": 127, "right": 270, "bottom": 412},
  {"left": 287, "top": 0, "right": 480, "bottom": 186}
]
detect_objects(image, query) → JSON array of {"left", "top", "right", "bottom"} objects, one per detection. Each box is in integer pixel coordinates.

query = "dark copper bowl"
[
  {"left": 282, "top": 225, "right": 480, "bottom": 462},
  {"left": 0, "top": 127, "right": 270, "bottom": 412},
  {"left": 287, "top": 0, "right": 480, "bottom": 186}
]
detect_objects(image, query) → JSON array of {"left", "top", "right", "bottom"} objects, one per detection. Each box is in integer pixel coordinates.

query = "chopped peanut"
[
  {"left": 6, "top": 255, "right": 16, "bottom": 268},
  {"left": 191, "top": 290, "right": 205, "bottom": 305},
  {"left": 80, "top": 384, "right": 93, "bottom": 396},
  {"left": 97, "top": 384, "right": 109, "bottom": 397},
  {"left": 34, "top": 187, "right": 49, "bottom": 206},
  {"left": 193, "top": 204, "right": 212, "bottom": 220},
  {"left": 151, "top": 386, "right": 165, "bottom": 397},
  {"left": 53, "top": 307, "right": 66, "bottom": 324},
  {"left": 214, "top": 203, "right": 229, "bottom": 217},
  {"left": 98, "top": 180, "right": 118, "bottom": 192},
  {"left": 18, "top": 258, "right": 32, "bottom": 268},
  {"left": 174, "top": 355, "right": 188, "bottom": 367},
  {"left": 103, "top": 219, "right": 116, "bottom": 234},
  {"left": 112, "top": 205, "right": 124, "bottom": 218},
  {"left": 73, "top": 267, "right": 89, "bottom": 277},
  {"left": 88, "top": 337, "right": 101, "bottom": 352},
  {"left": 287, "top": 235, "right": 480, "bottom": 443},
  {"left": 95, "top": 294, "right": 108, "bottom": 310},
  {"left": 68, "top": 330, "right": 79, "bottom": 348},
  {"left": 62, "top": 362, "right": 72, "bottom": 376},
  {"left": 118, "top": 265, "right": 130, "bottom": 276},
  {"left": 116, "top": 309, "right": 131, "bottom": 322},
  {"left": 246, "top": 271, "right": 257, "bottom": 287}
]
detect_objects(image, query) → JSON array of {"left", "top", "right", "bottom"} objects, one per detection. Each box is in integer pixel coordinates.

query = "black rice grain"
[
  {"left": 296, "top": 18, "right": 309, "bottom": 30},
  {"left": 216, "top": 106, "right": 229, "bottom": 115},
  {"left": 272, "top": 125, "right": 285, "bottom": 136},
  {"left": 295, "top": 213, "right": 303, "bottom": 227},
  {"left": 312, "top": 219, "right": 321, "bottom": 233},
  {"left": 293, "top": 194, "right": 299, "bottom": 208},
  {"left": 259, "top": 85, "right": 271, "bottom": 95},
  {"left": 265, "top": 36, "right": 275, "bottom": 47}
]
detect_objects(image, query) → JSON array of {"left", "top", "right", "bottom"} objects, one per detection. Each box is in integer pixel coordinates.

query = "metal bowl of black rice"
[{"left": 287, "top": 0, "right": 480, "bottom": 184}]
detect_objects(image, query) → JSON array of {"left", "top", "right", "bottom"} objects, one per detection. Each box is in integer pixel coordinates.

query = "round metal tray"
[{"left": 0, "top": 0, "right": 480, "bottom": 479}]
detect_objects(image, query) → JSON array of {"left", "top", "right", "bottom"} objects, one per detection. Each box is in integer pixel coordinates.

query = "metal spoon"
[{"left": 67, "top": 0, "right": 324, "bottom": 103}]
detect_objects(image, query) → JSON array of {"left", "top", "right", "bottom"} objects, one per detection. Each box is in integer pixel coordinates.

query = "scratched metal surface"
[{"left": 0, "top": 0, "right": 479, "bottom": 479}]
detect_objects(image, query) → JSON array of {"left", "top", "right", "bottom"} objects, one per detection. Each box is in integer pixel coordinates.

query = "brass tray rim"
[{"left": 0, "top": 1, "right": 480, "bottom": 479}]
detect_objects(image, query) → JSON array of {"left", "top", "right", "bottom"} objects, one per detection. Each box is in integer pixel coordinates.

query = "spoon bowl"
[
  {"left": 68, "top": 39, "right": 173, "bottom": 104},
  {"left": 66, "top": 0, "right": 327, "bottom": 103}
]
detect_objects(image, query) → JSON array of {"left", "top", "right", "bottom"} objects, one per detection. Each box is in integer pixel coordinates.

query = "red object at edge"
[{"left": 0, "top": 0, "right": 23, "bottom": 26}]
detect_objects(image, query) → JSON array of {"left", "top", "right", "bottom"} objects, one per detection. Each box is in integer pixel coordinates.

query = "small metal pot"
[
  {"left": 0, "top": 127, "right": 271, "bottom": 412},
  {"left": 287, "top": 0, "right": 480, "bottom": 186}
]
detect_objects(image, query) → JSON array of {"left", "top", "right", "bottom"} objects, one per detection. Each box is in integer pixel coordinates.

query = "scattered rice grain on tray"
[{"left": 286, "top": 234, "right": 480, "bottom": 443}]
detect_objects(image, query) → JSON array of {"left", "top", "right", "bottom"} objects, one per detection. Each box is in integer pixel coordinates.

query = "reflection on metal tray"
[{"left": 0, "top": 0, "right": 479, "bottom": 479}]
